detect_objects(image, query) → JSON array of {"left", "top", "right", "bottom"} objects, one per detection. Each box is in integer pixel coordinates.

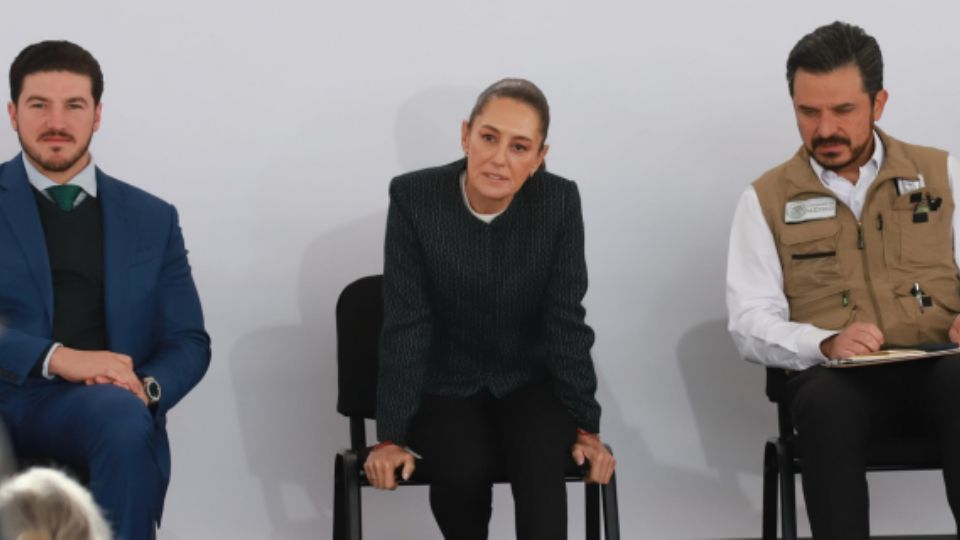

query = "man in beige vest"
[{"left": 727, "top": 21, "right": 960, "bottom": 539}]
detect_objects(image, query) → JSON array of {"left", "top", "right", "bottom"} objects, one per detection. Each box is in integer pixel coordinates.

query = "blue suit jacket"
[{"left": 0, "top": 153, "right": 210, "bottom": 480}]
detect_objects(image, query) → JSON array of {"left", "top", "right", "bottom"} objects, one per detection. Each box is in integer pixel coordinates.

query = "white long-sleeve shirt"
[{"left": 726, "top": 133, "right": 960, "bottom": 370}]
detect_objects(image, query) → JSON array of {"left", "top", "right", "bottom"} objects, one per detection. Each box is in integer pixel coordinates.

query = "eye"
[
  {"left": 67, "top": 103, "right": 85, "bottom": 110},
  {"left": 29, "top": 102, "right": 45, "bottom": 109},
  {"left": 798, "top": 107, "right": 819, "bottom": 118},
  {"left": 481, "top": 133, "right": 496, "bottom": 143},
  {"left": 512, "top": 143, "right": 529, "bottom": 153}
]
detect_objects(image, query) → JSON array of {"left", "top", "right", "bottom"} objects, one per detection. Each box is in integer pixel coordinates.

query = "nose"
[
  {"left": 492, "top": 142, "right": 508, "bottom": 166},
  {"left": 44, "top": 105, "right": 67, "bottom": 130},
  {"left": 815, "top": 113, "right": 837, "bottom": 138}
]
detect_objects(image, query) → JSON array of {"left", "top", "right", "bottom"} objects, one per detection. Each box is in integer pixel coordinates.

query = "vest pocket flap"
[{"left": 779, "top": 219, "right": 840, "bottom": 246}]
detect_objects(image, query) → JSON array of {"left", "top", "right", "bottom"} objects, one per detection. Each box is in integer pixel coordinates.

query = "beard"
[
  {"left": 807, "top": 122, "right": 874, "bottom": 172},
  {"left": 18, "top": 130, "right": 93, "bottom": 174}
]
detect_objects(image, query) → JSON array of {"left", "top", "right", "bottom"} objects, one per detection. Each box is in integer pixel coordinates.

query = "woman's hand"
[
  {"left": 364, "top": 442, "right": 416, "bottom": 490},
  {"left": 571, "top": 430, "right": 616, "bottom": 484}
]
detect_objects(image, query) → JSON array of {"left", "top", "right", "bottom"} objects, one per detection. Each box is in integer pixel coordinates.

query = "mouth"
[
  {"left": 39, "top": 132, "right": 74, "bottom": 144},
  {"left": 818, "top": 142, "right": 845, "bottom": 151},
  {"left": 812, "top": 137, "right": 849, "bottom": 154},
  {"left": 482, "top": 172, "right": 509, "bottom": 182}
]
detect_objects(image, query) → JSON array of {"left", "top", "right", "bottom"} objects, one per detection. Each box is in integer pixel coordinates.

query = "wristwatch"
[{"left": 142, "top": 376, "right": 161, "bottom": 405}]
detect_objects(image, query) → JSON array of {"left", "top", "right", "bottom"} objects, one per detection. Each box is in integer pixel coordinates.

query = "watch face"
[{"left": 145, "top": 379, "right": 161, "bottom": 402}]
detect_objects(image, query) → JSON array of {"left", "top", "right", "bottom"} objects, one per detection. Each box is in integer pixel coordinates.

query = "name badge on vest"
[
  {"left": 896, "top": 175, "right": 925, "bottom": 196},
  {"left": 784, "top": 197, "right": 837, "bottom": 224}
]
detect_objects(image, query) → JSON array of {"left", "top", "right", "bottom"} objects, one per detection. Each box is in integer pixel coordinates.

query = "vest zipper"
[{"left": 855, "top": 215, "right": 886, "bottom": 333}]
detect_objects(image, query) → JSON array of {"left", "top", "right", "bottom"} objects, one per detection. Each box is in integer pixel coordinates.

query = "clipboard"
[{"left": 824, "top": 342, "right": 960, "bottom": 368}]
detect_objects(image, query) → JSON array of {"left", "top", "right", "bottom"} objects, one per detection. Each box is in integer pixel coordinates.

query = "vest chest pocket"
[
  {"left": 779, "top": 219, "right": 843, "bottom": 297},
  {"left": 890, "top": 188, "right": 953, "bottom": 267},
  {"left": 892, "top": 281, "right": 960, "bottom": 344}
]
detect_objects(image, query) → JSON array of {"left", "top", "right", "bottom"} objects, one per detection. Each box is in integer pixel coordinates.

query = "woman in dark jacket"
[{"left": 365, "top": 78, "right": 615, "bottom": 540}]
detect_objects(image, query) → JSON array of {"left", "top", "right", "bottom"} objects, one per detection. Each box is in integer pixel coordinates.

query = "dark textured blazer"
[{"left": 377, "top": 158, "right": 601, "bottom": 444}]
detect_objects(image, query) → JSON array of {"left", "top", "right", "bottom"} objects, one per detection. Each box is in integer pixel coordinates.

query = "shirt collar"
[
  {"left": 21, "top": 153, "right": 98, "bottom": 198},
  {"left": 809, "top": 130, "right": 884, "bottom": 187}
]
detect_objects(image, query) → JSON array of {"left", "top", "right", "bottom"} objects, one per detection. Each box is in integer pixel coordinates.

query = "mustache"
[
  {"left": 38, "top": 130, "right": 74, "bottom": 142},
  {"left": 812, "top": 135, "right": 850, "bottom": 149}
]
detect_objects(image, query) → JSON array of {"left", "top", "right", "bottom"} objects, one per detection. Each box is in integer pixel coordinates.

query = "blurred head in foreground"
[{"left": 0, "top": 467, "right": 111, "bottom": 540}]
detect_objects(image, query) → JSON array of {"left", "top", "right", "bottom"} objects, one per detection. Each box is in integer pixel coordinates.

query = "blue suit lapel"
[
  {"left": 0, "top": 154, "right": 53, "bottom": 323},
  {"left": 98, "top": 170, "right": 135, "bottom": 349}
]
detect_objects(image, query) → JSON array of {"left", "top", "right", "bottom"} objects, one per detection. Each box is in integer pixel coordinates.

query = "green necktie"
[{"left": 46, "top": 184, "right": 83, "bottom": 212}]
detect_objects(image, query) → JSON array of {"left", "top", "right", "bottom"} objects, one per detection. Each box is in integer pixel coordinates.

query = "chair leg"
[
  {"left": 333, "top": 454, "right": 348, "bottom": 540},
  {"left": 585, "top": 482, "right": 600, "bottom": 540},
  {"left": 774, "top": 440, "right": 797, "bottom": 540},
  {"left": 337, "top": 450, "right": 363, "bottom": 540},
  {"left": 600, "top": 473, "right": 620, "bottom": 540},
  {"left": 762, "top": 440, "right": 778, "bottom": 540},
  {"left": 334, "top": 454, "right": 345, "bottom": 540}
]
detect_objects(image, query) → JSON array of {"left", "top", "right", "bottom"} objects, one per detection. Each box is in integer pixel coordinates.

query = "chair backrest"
[
  {"left": 335, "top": 275, "right": 384, "bottom": 425},
  {"left": 765, "top": 367, "right": 796, "bottom": 439}
]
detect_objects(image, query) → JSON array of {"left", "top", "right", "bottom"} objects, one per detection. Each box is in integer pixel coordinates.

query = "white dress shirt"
[
  {"left": 726, "top": 133, "right": 960, "bottom": 370},
  {"left": 22, "top": 152, "right": 98, "bottom": 203}
]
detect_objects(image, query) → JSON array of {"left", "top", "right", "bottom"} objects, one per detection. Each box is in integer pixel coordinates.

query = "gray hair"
[{"left": 0, "top": 468, "right": 112, "bottom": 540}]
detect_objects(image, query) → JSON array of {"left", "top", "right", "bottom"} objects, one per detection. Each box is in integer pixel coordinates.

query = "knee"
[
  {"left": 930, "top": 359, "right": 960, "bottom": 406},
  {"left": 81, "top": 388, "right": 156, "bottom": 461},
  {"left": 788, "top": 368, "right": 867, "bottom": 434}
]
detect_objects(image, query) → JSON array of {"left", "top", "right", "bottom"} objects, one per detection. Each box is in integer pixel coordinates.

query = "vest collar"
[{"left": 783, "top": 128, "right": 923, "bottom": 201}]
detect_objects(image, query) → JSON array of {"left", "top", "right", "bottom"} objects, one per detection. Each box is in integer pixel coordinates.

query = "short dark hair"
[
  {"left": 468, "top": 78, "right": 550, "bottom": 148},
  {"left": 9, "top": 40, "right": 103, "bottom": 105},
  {"left": 786, "top": 21, "right": 883, "bottom": 101}
]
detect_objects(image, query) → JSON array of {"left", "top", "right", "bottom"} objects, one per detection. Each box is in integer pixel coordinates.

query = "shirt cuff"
[
  {"left": 41, "top": 342, "right": 62, "bottom": 380},
  {"left": 797, "top": 327, "right": 838, "bottom": 368}
]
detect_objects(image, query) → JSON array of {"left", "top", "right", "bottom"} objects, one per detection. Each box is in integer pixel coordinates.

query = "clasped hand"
[
  {"left": 49, "top": 347, "right": 148, "bottom": 406},
  {"left": 364, "top": 431, "right": 616, "bottom": 490}
]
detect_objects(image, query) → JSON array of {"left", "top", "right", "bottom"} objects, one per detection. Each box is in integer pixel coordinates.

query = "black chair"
[
  {"left": 761, "top": 367, "right": 942, "bottom": 540},
  {"left": 332, "top": 275, "right": 621, "bottom": 540}
]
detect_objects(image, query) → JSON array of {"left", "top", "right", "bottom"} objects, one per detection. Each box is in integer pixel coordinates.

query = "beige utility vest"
[{"left": 753, "top": 130, "right": 960, "bottom": 346}]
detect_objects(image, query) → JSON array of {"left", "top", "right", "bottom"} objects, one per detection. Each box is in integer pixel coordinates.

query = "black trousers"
[
  {"left": 408, "top": 383, "right": 577, "bottom": 540},
  {"left": 784, "top": 358, "right": 960, "bottom": 539}
]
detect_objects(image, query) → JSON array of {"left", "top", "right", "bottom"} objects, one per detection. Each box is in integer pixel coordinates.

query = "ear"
[
  {"left": 535, "top": 143, "right": 550, "bottom": 171},
  {"left": 7, "top": 101, "right": 17, "bottom": 131},
  {"left": 872, "top": 89, "right": 888, "bottom": 122},
  {"left": 93, "top": 101, "right": 102, "bottom": 133},
  {"left": 460, "top": 120, "right": 470, "bottom": 154}
]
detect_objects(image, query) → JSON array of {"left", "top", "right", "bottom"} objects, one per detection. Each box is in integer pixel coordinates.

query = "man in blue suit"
[{"left": 0, "top": 40, "right": 210, "bottom": 539}]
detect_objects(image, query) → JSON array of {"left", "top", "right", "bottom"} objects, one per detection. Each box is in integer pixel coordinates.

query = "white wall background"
[{"left": 3, "top": 1, "right": 960, "bottom": 538}]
